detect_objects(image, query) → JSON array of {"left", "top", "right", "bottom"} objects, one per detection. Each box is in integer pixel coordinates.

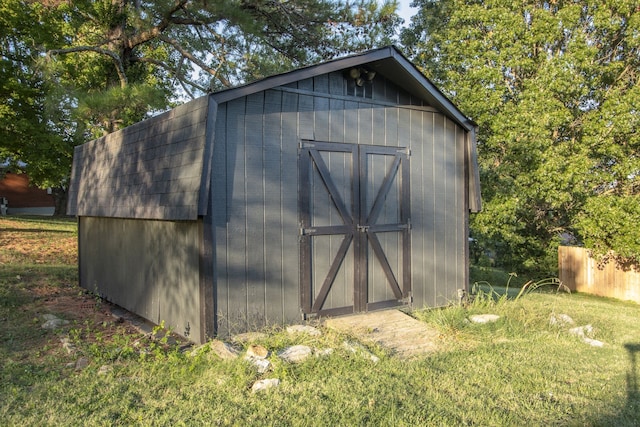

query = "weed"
[{"left": 513, "top": 277, "right": 569, "bottom": 300}]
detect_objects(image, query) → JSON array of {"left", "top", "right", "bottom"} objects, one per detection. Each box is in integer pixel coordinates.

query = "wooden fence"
[{"left": 558, "top": 246, "right": 640, "bottom": 304}]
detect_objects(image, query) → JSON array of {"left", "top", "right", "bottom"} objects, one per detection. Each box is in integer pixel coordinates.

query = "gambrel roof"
[{"left": 68, "top": 46, "right": 481, "bottom": 220}]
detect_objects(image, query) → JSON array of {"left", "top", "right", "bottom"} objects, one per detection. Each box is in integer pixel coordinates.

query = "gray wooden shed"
[{"left": 68, "top": 46, "right": 481, "bottom": 343}]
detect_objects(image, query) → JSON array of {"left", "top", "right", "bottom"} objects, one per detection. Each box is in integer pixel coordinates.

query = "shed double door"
[{"left": 299, "top": 140, "right": 411, "bottom": 317}]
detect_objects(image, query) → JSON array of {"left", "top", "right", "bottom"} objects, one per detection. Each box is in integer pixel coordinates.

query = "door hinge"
[{"left": 300, "top": 227, "right": 316, "bottom": 236}]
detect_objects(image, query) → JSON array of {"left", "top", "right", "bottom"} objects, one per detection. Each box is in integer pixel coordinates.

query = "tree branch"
[
  {"left": 126, "top": 0, "right": 193, "bottom": 49},
  {"left": 47, "top": 46, "right": 127, "bottom": 88},
  {"left": 134, "top": 57, "right": 208, "bottom": 94},
  {"left": 157, "top": 34, "right": 231, "bottom": 87}
]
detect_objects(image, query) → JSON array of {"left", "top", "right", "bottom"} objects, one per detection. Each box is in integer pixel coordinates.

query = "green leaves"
[
  {"left": 1, "top": 0, "right": 402, "bottom": 212},
  {"left": 0, "top": 0, "right": 74, "bottom": 190},
  {"left": 403, "top": 0, "right": 640, "bottom": 272},
  {"left": 576, "top": 195, "right": 640, "bottom": 263}
]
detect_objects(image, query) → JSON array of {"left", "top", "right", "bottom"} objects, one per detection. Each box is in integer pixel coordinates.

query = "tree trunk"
[{"left": 52, "top": 186, "right": 68, "bottom": 216}]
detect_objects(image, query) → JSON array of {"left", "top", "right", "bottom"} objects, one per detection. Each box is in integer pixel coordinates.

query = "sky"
[{"left": 396, "top": 0, "right": 418, "bottom": 27}]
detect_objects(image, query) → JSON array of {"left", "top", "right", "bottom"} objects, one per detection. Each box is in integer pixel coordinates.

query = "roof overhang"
[{"left": 211, "top": 46, "right": 476, "bottom": 132}]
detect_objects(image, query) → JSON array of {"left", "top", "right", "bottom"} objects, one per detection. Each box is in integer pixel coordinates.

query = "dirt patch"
[{"left": 0, "top": 217, "right": 180, "bottom": 358}]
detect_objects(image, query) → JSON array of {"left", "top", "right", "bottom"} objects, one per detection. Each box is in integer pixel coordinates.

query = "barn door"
[{"left": 299, "top": 141, "right": 410, "bottom": 317}]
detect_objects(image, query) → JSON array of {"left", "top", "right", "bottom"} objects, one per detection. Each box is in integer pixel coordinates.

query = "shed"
[{"left": 68, "top": 46, "right": 481, "bottom": 343}]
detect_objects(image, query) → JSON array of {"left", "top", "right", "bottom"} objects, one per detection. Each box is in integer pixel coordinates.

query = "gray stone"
[
  {"left": 569, "top": 324, "right": 594, "bottom": 337},
  {"left": 550, "top": 313, "right": 575, "bottom": 327},
  {"left": 469, "top": 314, "right": 500, "bottom": 324},
  {"left": 251, "top": 378, "right": 280, "bottom": 393},
  {"left": 42, "top": 314, "right": 59, "bottom": 321},
  {"left": 314, "top": 348, "right": 334, "bottom": 357},
  {"left": 278, "top": 345, "right": 313, "bottom": 363},
  {"left": 208, "top": 340, "right": 240, "bottom": 360},
  {"left": 583, "top": 337, "right": 605, "bottom": 347},
  {"left": 343, "top": 341, "right": 380, "bottom": 363},
  {"left": 569, "top": 324, "right": 605, "bottom": 347},
  {"left": 245, "top": 356, "right": 271, "bottom": 373},
  {"left": 42, "top": 318, "right": 70, "bottom": 330},
  {"left": 286, "top": 325, "right": 322, "bottom": 336}
]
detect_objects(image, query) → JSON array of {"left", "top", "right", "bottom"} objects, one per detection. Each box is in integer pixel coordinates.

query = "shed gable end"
[{"left": 283, "top": 71, "right": 431, "bottom": 107}]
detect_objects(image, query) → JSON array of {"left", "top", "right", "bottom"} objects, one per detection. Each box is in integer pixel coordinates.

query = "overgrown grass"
[{"left": 1, "top": 216, "right": 639, "bottom": 425}]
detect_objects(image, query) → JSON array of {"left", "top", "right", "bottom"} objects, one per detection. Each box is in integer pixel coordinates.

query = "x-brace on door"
[{"left": 299, "top": 140, "right": 411, "bottom": 317}]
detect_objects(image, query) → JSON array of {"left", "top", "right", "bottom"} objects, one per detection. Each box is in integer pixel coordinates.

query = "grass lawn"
[{"left": 1, "top": 215, "right": 639, "bottom": 425}]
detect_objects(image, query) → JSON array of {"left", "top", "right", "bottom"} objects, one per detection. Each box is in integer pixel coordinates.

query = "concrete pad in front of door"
[{"left": 324, "top": 309, "right": 441, "bottom": 359}]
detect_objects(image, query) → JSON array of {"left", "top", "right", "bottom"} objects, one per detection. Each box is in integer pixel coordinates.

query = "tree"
[
  {"left": 1, "top": 0, "right": 401, "bottom": 214},
  {"left": 402, "top": 0, "right": 640, "bottom": 272},
  {"left": 43, "top": 0, "right": 401, "bottom": 136},
  {"left": 0, "top": 0, "right": 76, "bottom": 212}
]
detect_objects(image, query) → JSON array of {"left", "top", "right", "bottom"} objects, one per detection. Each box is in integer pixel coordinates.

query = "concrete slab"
[{"left": 324, "top": 309, "right": 441, "bottom": 359}]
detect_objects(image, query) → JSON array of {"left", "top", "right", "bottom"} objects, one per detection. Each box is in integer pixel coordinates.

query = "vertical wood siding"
[
  {"left": 559, "top": 246, "right": 640, "bottom": 304},
  {"left": 214, "top": 71, "right": 469, "bottom": 333}
]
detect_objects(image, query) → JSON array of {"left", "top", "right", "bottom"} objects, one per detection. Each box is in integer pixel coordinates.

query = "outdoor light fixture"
[{"left": 346, "top": 67, "right": 376, "bottom": 86}]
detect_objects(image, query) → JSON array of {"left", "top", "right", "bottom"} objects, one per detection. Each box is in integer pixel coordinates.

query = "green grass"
[{"left": 1, "top": 216, "right": 640, "bottom": 425}]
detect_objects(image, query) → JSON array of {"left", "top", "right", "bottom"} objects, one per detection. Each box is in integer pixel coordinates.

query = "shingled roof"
[
  {"left": 67, "top": 46, "right": 481, "bottom": 220},
  {"left": 67, "top": 96, "right": 214, "bottom": 220}
]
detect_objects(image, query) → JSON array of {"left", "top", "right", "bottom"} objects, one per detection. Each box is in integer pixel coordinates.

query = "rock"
[
  {"left": 568, "top": 324, "right": 605, "bottom": 347},
  {"left": 245, "top": 356, "right": 271, "bottom": 373},
  {"left": 550, "top": 313, "right": 575, "bottom": 327},
  {"left": 75, "top": 357, "right": 89, "bottom": 370},
  {"left": 251, "top": 378, "right": 280, "bottom": 393},
  {"left": 314, "top": 348, "right": 334, "bottom": 357},
  {"left": 469, "top": 314, "right": 500, "bottom": 324},
  {"left": 42, "top": 318, "right": 70, "bottom": 330},
  {"left": 246, "top": 344, "right": 269, "bottom": 359},
  {"left": 583, "top": 337, "right": 605, "bottom": 347},
  {"left": 286, "top": 325, "right": 322, "bottom": 336},
  {"left": 243, "top": 343, "right": 271, "bottom": 373},
  {"left": 42, "top": 314, "right": 59, "bottom": 321},
  {"left": 98, "top": 365, "right": 113, "bottom": 375},
  {"left": 569, "top": 324, "right": 593, "bottom": 337},
  {"left": 343, "top": 341, "right": 380, "bottom": 363},
  {"left": 208, "top": 340, "right": 240, "bottom": 360},
  {"left": 278, "top": 345, "right": 313, "bottom": 363}
]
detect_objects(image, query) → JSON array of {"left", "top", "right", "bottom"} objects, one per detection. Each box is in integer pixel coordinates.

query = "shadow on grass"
[
  {"left": 2, "top": 228, "right": 74, "bottom": 234},
  {"left": 593, "top": 343, "right": 640, "bottom": 426},
  {"left": 5, "top": 214, "right": 75, "bottom": 223},
  {"left": 0, "top": 265, "right": 78, "bottom": 356},
  {"left": 624, "top": 343, "right": 640, "bottom": 412}
]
